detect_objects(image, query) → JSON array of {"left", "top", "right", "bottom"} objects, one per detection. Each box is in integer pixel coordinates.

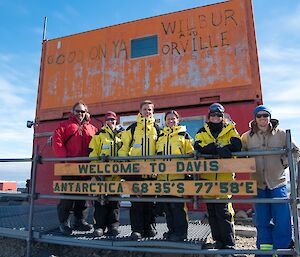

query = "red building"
[{"left": 0, "top": 181, "right": 17, "bottom": 191}]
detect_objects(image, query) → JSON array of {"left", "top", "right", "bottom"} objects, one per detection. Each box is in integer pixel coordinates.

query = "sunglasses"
[
  {"left": 75, "top": 110, "right": 86, "bottom": 114},
  {"left": 210, "top": 113, "right": 223, "bottom": 117},
  {"left": 256, "top": 113, "right": 269, "bottom": 118}
]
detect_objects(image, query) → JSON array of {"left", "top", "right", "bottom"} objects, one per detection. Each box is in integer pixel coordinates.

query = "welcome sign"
[
  {"left": 53, "top": 158, "right": 257, "bottom": 196},
  {"left": 54, "top": 158, "right": 256, "bottom": 176}
]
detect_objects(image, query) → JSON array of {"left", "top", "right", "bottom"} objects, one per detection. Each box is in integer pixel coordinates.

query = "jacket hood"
[
  {"left": 69, "top": 114, "right": 81, "bottom": 124},
  {"left": 162, "top": 125, "right": 186, "bottom": 136},
  {"left": 69, "top": 113, "right": 90, "bottom": 125},
  {"left": 101, "top": 124, "right": 115, "bottom": 136},
  {"left": 137, "top": 113, "right": 155, "bottom": 127}
]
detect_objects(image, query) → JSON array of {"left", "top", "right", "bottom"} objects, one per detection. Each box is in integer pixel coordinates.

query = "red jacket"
[{"left": 52, "top": 114, "right": 98, "bottom": 158}]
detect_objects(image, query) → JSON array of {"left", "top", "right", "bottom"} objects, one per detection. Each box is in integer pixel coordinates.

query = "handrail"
[
  {"left": 0, "top": 158, "right": 32, "bottom": 162},
  {"left": 38, "top": 194, "right": 293, "bottom": 203},
  {"left": 0, "top": 131, "right": 299, "bottom": 257},
  {"left": 40, "top": 148, "right": 288, "bottom": 162}
]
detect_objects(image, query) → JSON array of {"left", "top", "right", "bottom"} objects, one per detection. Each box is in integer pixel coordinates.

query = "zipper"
[
  {"left": 166, "top": 131, "right": 171, "bottom": 180},
  {"left": 110, "top": 141, "right": 113, "bottom": 156},
  {"left": 144, "top": 119, "right": 147, "bottom": 156}
]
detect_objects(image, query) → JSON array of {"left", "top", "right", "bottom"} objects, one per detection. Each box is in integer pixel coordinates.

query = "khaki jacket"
[{"left": 241, "top": 119, "right": 299, "bottom": 190}]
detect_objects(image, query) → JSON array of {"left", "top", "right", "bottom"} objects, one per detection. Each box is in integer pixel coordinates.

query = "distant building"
[{"left": 0, "top": 181, "right": 17, "bottom": 191}]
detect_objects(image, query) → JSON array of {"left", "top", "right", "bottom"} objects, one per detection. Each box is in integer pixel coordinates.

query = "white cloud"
[
  {"left": 284, "top": 4, "right": 300, "bottom": 31},
  {"left": 260, "top": 46, "right": 300, "bottom": 62},
  {"left": 0, "top": 163, "right": 31, "bottom": 182},
  {"left": 269, "top": 105, "right": 300, "bottom": 120},
  {"left": 254, "top": 3, "right": 300, "bottom": 145},
  {"left": 0, "top": 52, "right": 36, "bottom": 160},
  {"left": 65, "top": 5, "right": 80, "bottom": 17},
  {"left": 258, "top": 45, "right": 300, "bottom": 102}
]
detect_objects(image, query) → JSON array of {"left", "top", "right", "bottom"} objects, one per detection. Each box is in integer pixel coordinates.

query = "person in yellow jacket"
[
  {"left": 88, "top": 111, "right": 123, "bottom": 237},
  {"left": 118, "top": 100, "right": 160, "bottom": 240},
  {"left": 194, "top": 103, "right": 242, "bottom": 250},
  {"left": 157, "top": 110, "right": 194, "bottom": 241}
]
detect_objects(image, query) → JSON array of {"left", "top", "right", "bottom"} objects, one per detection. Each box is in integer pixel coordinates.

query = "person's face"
[
  {"left": 165, "top": 113, "right": 179, "bottom": 127},
  {"left": 255, "top": 111, "right": 270, "bottom": 128},
  {"left": 73, "top": 103, "right": 86, "bottom": 122},
  {"left": 208, "top": 112, "right": 223, "bottom": 124},
  {"left": 106, "top": 118, "right": 117, "bottom": 131},
  {"left": 140, "top": 104, "right": 154, "bottom": 118}
]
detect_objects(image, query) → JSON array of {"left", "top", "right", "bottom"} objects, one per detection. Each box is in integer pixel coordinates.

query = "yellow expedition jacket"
[
  {"left": 118, "top": 113, "right": 159, "bottom": 157},
  {"left": 194, "top": 123, "right": 241, "bottom": 181},
  {"left": 156, "top": 125, "right": 194, "bottom": 181},
  {"left": 88, "top": 124, "right": 121, "bottom": 181}
]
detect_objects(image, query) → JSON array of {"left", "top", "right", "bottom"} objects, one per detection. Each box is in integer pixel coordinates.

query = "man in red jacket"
[{"left": 52, "top": 101, "right": 98, "bottom": 235}]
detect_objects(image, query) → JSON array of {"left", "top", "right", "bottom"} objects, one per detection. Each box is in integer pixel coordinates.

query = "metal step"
[{"left": 43, "top": 221, "right": 210, "bottom": 250}]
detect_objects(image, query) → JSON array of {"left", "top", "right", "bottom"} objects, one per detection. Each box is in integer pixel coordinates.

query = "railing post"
[
  {"left": 193, "top": 151, "right": 199, "bottom": 210},
  {"left": 286, "top": 130, "right": 300, "bottom": 256},
  {"left": 26, "top": 145, "right": 39, "bottom": 257}
]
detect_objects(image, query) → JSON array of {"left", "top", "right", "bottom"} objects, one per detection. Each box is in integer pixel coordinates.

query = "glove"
[
  {"left": 216, "top": 146, "right": 232, "bottom": 158},
  {"left": 199, "top": 143, "right": 218, "bottom": 154}
]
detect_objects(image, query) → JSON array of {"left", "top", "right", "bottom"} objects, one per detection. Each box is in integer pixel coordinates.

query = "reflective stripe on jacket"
[{"left": 156, "top": 126, "right": 194, "bottom": 181}]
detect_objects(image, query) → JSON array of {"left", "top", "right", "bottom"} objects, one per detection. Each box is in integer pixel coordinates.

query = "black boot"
[
  {"left": 73, "top": 219, "right": 93, "bottom": 231},
  {"left": 59, "top": 221, "right": 73, "bottom": 235}
]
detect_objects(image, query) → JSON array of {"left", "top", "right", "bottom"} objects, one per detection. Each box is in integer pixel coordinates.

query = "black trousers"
[
  {"left": 94, "top": 200, "right": 120, "bottom": 230},
  {"left": 57, "top": 199, "right": 88, "bottom": 223},
  {"left": 130, "top": 199, "right": 155, "bottom": 234},
  {"left": 165, "top": 201, "right": 188, "bottom": 237},
  {"left": 57, "top": 176, "right": 89, "bottom": 224},
  {"left": 206, "top": 202, "right": 235, "bottom": 248}
]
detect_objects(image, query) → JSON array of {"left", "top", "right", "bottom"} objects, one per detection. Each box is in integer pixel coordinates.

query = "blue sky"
[{"left": 0, "top": 0, "right": 299, "bottom": 186}]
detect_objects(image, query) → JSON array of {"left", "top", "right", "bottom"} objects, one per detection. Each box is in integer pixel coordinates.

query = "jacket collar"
[
  {"left": 102, "top": 124, "right": 115, "bottom": 136},
  {"left": 137, "top": 113, "right": 155, "bottom": 127},
  {"left": 204, "top": 122, "right": 235, "bottom": 139},
  {"left": 249, "top": 119, "right": 279, "bottom": 136},
  {"left": 162, "top": 125, "right": 186, "bottom": 136},
  {"left": 69, "top": 114, "right": 82, "bottom": 125}
]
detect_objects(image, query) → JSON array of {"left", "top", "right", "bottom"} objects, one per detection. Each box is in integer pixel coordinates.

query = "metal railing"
[{"left": 0, "top": 129, "right": 299, "bottom": 256}]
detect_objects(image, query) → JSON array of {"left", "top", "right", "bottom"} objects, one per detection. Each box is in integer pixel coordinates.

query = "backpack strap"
[
  {"left": 128, "top": 122, "right": 160, "bottom": 148},
  {"left": 64, "top": 125, "right": 81, "bottom": 145},
  {"left": 128, "top": 122, "right": 138, "bottom": 148}
]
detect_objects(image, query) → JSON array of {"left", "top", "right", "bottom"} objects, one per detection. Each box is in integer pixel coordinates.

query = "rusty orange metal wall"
[{"left": 37, "top": 0, "right": 261, "bottom": 121}]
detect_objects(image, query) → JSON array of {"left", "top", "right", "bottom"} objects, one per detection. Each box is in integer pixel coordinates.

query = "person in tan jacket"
[{"left": 241, "top": 105, "right": 299, "bottom": 255}]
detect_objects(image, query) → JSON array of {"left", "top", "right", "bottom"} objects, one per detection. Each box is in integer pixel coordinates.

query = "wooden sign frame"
[
  {"left": 53, "top": 180, "right": 257, "bottom": 196},
  {"left": 54, "top": 158, "right": 256, "bottom": 176}
]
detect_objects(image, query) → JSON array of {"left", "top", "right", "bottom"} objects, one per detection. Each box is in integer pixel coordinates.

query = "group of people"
[{"left": 52, "top": 99, "right": 299, "bottom": 255}]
